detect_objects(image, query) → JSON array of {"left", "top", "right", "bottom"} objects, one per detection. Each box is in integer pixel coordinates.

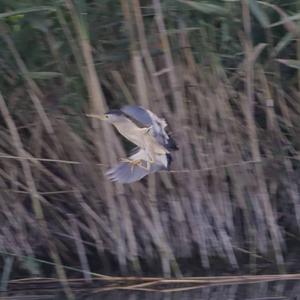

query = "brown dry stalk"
[
  {"left": 242, "top": 0, "right": 284, "bottom": 268},
  {"left": 0, "top": 92, "right": 74, "bottom": 299}
]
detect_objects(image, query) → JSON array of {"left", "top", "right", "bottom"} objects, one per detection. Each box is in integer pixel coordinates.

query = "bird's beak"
[{"left": 86, "top": 114, "right": 106, "bottom": 121}]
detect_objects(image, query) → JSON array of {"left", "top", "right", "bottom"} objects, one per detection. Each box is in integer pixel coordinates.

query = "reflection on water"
[
  {"left": 88, "top": 282, "right": 300, "bottom": 300},
  {"left": 5, "top": 280, "right": 300, "bottom": 300}
]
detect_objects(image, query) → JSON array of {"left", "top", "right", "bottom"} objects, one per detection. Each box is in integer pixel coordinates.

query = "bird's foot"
[
  {"left": 120, "top": 158, "right": 146, "bottom": 171},
  {"left": 120, "top": 158, "right": 141, "bottom": 164}
]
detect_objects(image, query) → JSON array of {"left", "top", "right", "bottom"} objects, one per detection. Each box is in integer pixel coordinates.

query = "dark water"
[{"left": 4, "top": 280, "right": 300, "bottom": 300}]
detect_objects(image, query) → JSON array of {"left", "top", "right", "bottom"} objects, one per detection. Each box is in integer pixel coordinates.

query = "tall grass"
[{"left": 0, "top": 0, "right": 299, "bottom": 290}]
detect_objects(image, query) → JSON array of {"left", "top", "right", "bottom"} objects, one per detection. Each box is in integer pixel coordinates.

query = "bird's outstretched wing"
[
  {"left": 106, "top": 148, "right": 170, "bottom": 184},
  {"left": 120, "top": 105, "right": 178, "bottom": 151}
]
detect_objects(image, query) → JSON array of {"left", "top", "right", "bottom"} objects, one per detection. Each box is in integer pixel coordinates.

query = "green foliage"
[
  {"left": 249, "top": 0, "right": 270, "bottom": 28},
  {"left": 0, "top": 0, "right": 296, "bottom": 109}
]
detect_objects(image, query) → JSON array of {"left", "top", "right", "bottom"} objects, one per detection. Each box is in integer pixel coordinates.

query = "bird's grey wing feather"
[
  {"left": 106, "top": 162, "right": 161, "bottom": 183},
  {"left": 121, "top": 105, "right": 153, "bottom": 127},
  {"left": 121, "top": 105, "right": 178, "bottom": 151},
  {"left": 106, "top": 162, "right": 149, "bottom": 183},
  {"left": 106, "top": 148, "right": 167, "bottom": 183}
]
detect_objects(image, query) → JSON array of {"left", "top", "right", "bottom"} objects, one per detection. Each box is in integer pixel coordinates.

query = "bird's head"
[
  {"left": 102, "top": 110, "right": 124, "bottom": 123},
  {"left": 86, "top": 110, "right": 123, "bottom": 124}
]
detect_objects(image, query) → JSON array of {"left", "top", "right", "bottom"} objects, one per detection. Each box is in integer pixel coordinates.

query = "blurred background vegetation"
[{"left": 0, "top": 0, "right": 300, "bottom": 288}]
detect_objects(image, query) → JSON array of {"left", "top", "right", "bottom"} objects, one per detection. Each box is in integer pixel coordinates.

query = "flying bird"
[{"left": 87, "top": 105, "right": 178, "bottom": 183}]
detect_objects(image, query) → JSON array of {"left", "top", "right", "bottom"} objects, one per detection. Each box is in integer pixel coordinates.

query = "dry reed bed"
[{"left": 0, "top": 0, "right": 299, "bottom": 294}]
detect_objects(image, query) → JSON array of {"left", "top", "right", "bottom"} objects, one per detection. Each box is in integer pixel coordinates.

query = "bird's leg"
[
  {"left": 121, "top": 158, "right": 135, "bottom": 163},
  {"left": 120, "top": 158, "right": 141, "bottom": 166},
  {"left": 144, "top": 147, "right": 156, "bottom": 171},
  {"left": 146, "top": 156, "right": 155, "bottom": 170},
  {"left": 145, "top": 160, "right": 151, "bottom": 171},
  {"left": 120, "top": 158, "right": 146, "bottom": 171}
]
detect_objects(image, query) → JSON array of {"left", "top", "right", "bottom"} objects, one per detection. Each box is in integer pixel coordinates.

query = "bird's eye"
[{"left": 105, "top": 114, "right": 109, "bottom": 119}]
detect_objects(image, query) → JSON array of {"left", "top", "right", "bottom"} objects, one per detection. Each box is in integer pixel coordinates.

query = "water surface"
[{"left": 5, "top": 280, "right": 300, "bottom": 300}]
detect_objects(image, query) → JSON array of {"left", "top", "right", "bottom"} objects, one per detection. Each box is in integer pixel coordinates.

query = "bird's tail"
[{"left": 166, "top": 135, "right": 179, "bottom": 151}]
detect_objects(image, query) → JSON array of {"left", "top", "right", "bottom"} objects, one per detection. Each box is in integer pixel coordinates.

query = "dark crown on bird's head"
[{"left": 105, "top": 109, "right": 123, "bottom": 116}]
